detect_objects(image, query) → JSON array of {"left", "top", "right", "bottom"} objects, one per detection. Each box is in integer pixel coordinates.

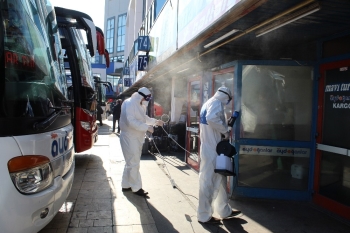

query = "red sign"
[{"left": 5, "top": 50, "right": 35, "bottom": 70}]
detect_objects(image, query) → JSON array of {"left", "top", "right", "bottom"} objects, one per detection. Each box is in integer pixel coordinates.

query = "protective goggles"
[
  {"left": 218, "top": 90, "right": 232, "bottom": 103},
  {"left": 138, "top": 91, "right": 152, "bottom": 101}
]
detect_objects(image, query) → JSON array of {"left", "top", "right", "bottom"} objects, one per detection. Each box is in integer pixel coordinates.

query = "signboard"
[
  {"left": 138, "top": 36, "right": 150, "bottom": 51},
  {"left": 239, "top": 145, "right": 310, "bottom": 158},
  {"left": 123, "top": 67, "right": 130, "bottom": 75},
  {"left": 322, "top": 67, "right": 350, "bottom": 148},
  {"left": 178, "top": 0, "right": 242, "bottom": 48},
  {"left": 124, "top": 78, "right": 132, "bottom": 87},
  {"left": 138, "top": 55, "right": 149, "bottom": 71}
]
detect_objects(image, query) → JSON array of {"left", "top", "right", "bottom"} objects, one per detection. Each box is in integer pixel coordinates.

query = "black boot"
[{"left": 133, "top": 188, "right": 148, "bottom": 196}]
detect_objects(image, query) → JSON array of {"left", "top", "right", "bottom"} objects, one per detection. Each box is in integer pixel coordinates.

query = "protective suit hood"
[
  {"left": 131, "top": 91, "right": 144, "bottom": 103},
  {"left": 214, "top": 91, "right": 229, "bottom": 105}
]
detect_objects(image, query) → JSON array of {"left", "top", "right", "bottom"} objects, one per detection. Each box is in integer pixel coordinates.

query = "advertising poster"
[{"left": 323, "top": 66, "right": 350, "bottom": 147}]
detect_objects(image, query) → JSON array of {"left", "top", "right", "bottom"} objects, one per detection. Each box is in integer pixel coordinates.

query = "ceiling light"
[
  {"left": 204, "top": 29, "right": 239, "bottom": 48},
  {"left": 256, "top": 3, "right": 321, "bottom": 37}
]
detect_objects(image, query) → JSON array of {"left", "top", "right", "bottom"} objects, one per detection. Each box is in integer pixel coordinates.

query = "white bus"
[{"left": 0, "top": 0, "right": 74, "bottom": 232}]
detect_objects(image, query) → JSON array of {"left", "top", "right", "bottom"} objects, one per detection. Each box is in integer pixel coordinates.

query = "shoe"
[
  {"left": 133, "top": 188, "right": 148, "bottom": 196},
  {"left": 223, "top": 210, "right": 241, "bottom": 219},
  {"left": 198, "top": 217, "right": 222, "bottom": 225},
  {"left": 122, "top": 187, "right": 132, "bottom": 192}
]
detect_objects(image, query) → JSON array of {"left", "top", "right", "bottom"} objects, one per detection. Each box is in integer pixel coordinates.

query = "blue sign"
[
  {"left": 124, "top": 78, "right": 133, "bottom": 87},
  {"left": 138, "top": 55, "right": 149, "bottom": 71},
  {"left": 138, "top": 36, "right": 150, "bottom": 51},
  {"left": 123, "top": 67, "right": 130, "bottom": 75}
]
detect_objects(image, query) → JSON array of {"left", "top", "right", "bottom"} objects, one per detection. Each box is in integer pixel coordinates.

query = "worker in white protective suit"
[
  {"left": 197, "top": 86, "right": 241, "bottom": 224},
  {"left": 119, "top": 87, "right": 164, "bottom": 196}
]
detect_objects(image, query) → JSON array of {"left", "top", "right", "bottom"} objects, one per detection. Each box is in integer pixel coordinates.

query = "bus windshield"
[{"left": 1, "top": 0, "right": 69, "bottom": 136}]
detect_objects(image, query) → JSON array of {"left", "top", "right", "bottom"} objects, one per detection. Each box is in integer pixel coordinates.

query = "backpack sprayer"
[{"left": 214, "top": 111, "right": 239, "bottom": 176}]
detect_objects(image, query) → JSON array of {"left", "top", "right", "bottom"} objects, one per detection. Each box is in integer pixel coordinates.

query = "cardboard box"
[{"left": 291, "top": 164, "right": 306, "bottom": 179}]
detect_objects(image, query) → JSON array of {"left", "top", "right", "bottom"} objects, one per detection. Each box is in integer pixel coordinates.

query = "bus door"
[
  {"left": 314, "top": 60, "right": 350, "bottom": 220},
  {"left": 94, "top": 76, "right": 113, "bottom": 105},
  {"left": 55, "top": 7, "right": 101, "bottom": 153}
]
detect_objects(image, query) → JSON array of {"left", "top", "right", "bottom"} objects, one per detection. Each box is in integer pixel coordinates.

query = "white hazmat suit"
[
  {"left": 119, "top": 88, "right": 157, "bottom": 192},
  {"left": 197, "top": 87, "right": 234, "bottom": 223}
]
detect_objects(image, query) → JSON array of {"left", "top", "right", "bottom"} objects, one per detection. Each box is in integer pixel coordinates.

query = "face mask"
[{"left": 142, "top": 100, "right": 149, "bottom": 107}]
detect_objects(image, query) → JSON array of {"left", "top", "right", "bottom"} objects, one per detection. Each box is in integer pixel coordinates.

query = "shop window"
[
  {"left": 241, "top": 65, "right": 313, "bottom": 141},
  {"left": 238, "top": 65, "right": 313, "bottom": 191}
]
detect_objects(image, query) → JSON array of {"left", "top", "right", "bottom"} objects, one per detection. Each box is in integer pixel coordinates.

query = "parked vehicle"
[
  {"left": 55, "top": 7, "right": 111, "bottom": 153},
  {"left": 0, "top": 0, "right": 74, "bottom": 232}
]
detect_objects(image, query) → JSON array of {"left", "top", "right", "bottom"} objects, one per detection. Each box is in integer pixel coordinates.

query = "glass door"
[
  {"left": 314, "top": 60, "right": 350, "bottom": 220},
  {"left": 186, "top": 79, "right": 201, "bottom": 171}
]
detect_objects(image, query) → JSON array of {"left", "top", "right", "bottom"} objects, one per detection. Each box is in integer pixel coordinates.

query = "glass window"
[
  {"left": 117, "top": 14, "right": 126, "bottom": 52},
  {"left": 213, "top": 72, "right": 234, "bottom": 121},
  {"left": 241, "top": 65, "right": 313, "bottom": 141},
  {"left": 2, "top": 0, "right": 68, "bottom": 120},
  {"left": 154, "top": 0, "right": 166, "bottom": 21},
  {"left": 319, "top": 151, "right": 350, "bottom": 206},
  {"left": 239, "top": 146, "right": 310, "bottom": 190},
  {"left": 106, "top": 17, "right": 115, "bottom": 53},
  {"left": 107, "top": 76, "right": 120, "bottom": 93},
  {"left": 238, "top": 65, "right": 313, "bottom": 191}
]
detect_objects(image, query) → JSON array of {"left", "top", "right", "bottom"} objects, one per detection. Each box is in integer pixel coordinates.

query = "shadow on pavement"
[
  {"left": 123, "top": 192, "right": 178, "bottom": 233},
  {"left": 222, "top": 217, "right": 248, "bottom": 233}
]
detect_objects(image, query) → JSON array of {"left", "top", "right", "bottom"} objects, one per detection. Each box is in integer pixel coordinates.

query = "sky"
[{"left": 50, "top": 0, "right": 105, "bottom": 30}]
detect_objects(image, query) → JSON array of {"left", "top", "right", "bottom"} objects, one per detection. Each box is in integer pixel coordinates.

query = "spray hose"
[{"left": 145, "top": 114, "right": 199, "bottom": 189}]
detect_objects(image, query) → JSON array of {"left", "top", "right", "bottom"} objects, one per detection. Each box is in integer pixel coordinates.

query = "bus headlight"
[
  {"left": 80, "top": 121, "right": 91, "bottom": 131},
  {"left": 8, "top": 156, "right": 53, "bottom": 194}
]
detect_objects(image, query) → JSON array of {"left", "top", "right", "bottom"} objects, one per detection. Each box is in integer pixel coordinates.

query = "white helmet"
[
  {"left": 217, "top": 86, "right": 232, "bottom": 102},
  {"left": 138, "top": 87, "right": 152, "bottom": 100}
]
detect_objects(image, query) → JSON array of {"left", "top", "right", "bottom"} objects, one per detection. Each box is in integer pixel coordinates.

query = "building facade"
[{"left": 103, "top": 0, "right": 132, "bottom": 98}]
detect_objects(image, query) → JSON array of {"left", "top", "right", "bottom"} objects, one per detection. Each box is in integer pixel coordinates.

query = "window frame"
[
  {"left": 106, "top": 17, "right": 115, "bottom": 54},
  {"left": 117, "top": 13, "right": 126, "bottom": 52}
]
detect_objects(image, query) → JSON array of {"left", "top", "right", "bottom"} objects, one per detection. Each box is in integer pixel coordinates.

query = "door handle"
[{"left": 317, "top": 143, "right": 349, "bottom": 156}]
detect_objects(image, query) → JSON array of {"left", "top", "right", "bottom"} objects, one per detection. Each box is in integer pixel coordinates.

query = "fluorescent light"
[
  {"left": 256, "top": 4, "right": 320, "bottom": 37},
  {"left": 177, "top": 68, "right": 189, "bottom": 73},
  {"left": 204, "top": 29, "right": 239, "bottom": 48}
]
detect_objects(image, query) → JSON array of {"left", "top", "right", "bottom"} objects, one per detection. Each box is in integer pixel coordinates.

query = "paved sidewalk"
[{"left": 39, "top": 119, "right": 350, "bottom": 233}]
